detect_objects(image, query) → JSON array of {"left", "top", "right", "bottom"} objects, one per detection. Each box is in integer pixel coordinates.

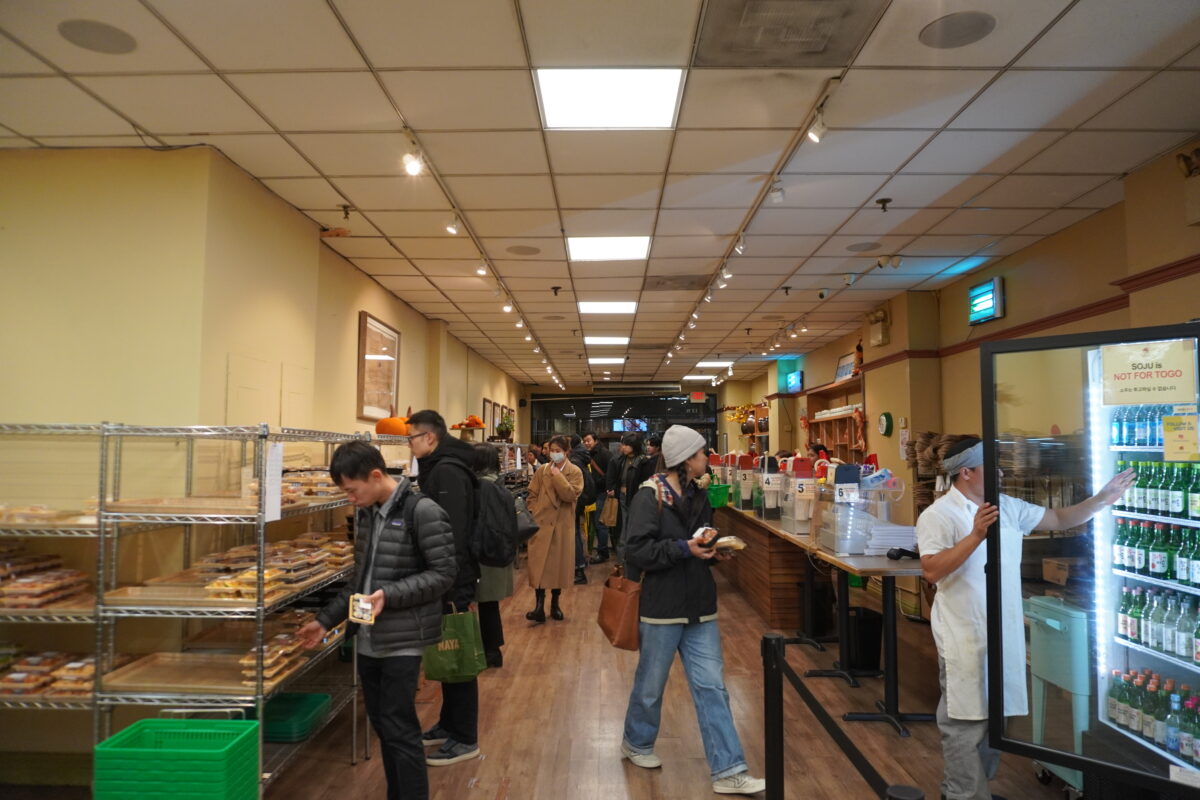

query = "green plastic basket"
[
  {"left": 264, "top": 692, "right": 332, "bottom": 743},
  {"left": 94, "top": 719, "right": 259, "bottom": 800},
  {"left": 707, "top": 484, "right": 731, "bottom": 509}
]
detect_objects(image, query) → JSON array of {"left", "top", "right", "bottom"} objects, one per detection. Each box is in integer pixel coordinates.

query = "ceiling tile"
[
  {"left": 827, "top": 69, "right": 994, "bottom": 129},
  {"left": 929, "top": 208, "right": 1048, "bottom": 235},
  {"left": 161, "top": 134, "right": 316, "bottom": 177},
  {"left": 655, "top": 208, "right": 744, "bottom": 236},
  {"left": 0, "top": 77, "right": 133, "bottom": 136},
  {"left": 649, "top": 236, "right": 730, "bottom": 258},
  {"left": 855, "top": 0, "right": 1072, "bottom": 68},
  {"left": 839, "top": 273, "right": 925, "bottom": 290},
  {"left": 367, "top": 210, "right": 462, "bottom": 237},
  {"left": 351, "top": 258, "right": 417, "bottom": 275},
  {"left": 228, "top": 72, "right": 399, "bottom": 131},
  {"left": 324, "top": 237, "right": 399, "bottom": 258},
  {"left": 814, "top": 235, "right": 912, "bottom": 258},
  {"left": 784, "top": 130, "right": 930, "bottom": 174},
  {"left": 332, "top": 0, "right": 527, "bottom": 67},
  {"left": 483, "top": 239, "right": 567, "bottom": 260},
  {"left": 746, "top": 208, "right": 855, "bottom": 236},
  {"left": 647, "top": 258, "right": 722, "bottom": 275},
  {"left": 559, "top": 200, "right": 658, "bottom": 234},
  {"left": 417, "top": 259, "right": 501, "bottom": 276},
  {"left": 769, "top": 173, "right": 889, "bottom": 209},
  {"left": 870, "top": 173, "right": 1000, "bottom": 208},
  {"left": 795, "top": 256, "right": 878, "bottom": 275},
  {"left": 1065, "top": 179, "right": 1124, "bottom": 209},
  {"left": 678, "top": 69, "right": 834, "bottom": 128},
  {"left": 288, "top": 132, "right": 417, "bottom": 176},
  {"left": 740, "top": 235, "right": 826, "bottom": 258},
  {"left": 389, "top": 237, "right": 482, "bottom": 259},
  {"left": 80, "top": 74, "right": 270, "bottom": 134},
  {"left": 1015, "top": 131, "right": 1193, "bottom": 174},
  {"left": 379, "top": 70, "right": 540, "bottom": 130},
  {"left": 952, "top": 70, "right": 1150, "bottom": 130},
  {"left": 1018, "top": 0, "right": 1200, "bottom": 68},
  {"left": 333, "top": 176, "right": 452, "bottom": 210},
  {"left": 0, "top": 0, "right": 207, "bottom": 72},
  {"left": 373, "top": 275, "right": 434, "bottom": 292},
  {"left": 34, "top": 135, "right": 145, "bottom": 146},
  {"left": 901, "top": 130, "right": 1062, "bottom": 174},
  {"left": 545, "top": 130, "right": 672, "bottom": 173},
  {"left": 901, "top": 235, "right": 997, "bottom": 257},
  {"left": 390, "top": 290, "right": 446, "bottom": 304},
  {"left": 571, "top": 261, "right": 648, "bottom": 278},
  {"left": 670, "top": 130, "right": 793, "bottom": 174},
  {"left": 661, "top": 173, "right": 766, "bottom": 209},
  {"left": 520, "top": 0, "right": 700, "bottom": 66},
  {"left": 262, "top": 177, "right": 346, "bottom": 208},
  {"left": 724, "top": 257, "right": 800, "bottom": 275},
  {"left": 555, "top": 174, "right": 662, "bottom": 209},
  {"left": 154, "top": 0, "right": 364, "bottom": 69},
  {"left": 426, "top": 276, "right": 493, "bottom": 292},
  {"left": 1083, "top": 71, "right": 1200, "bottom": 131},
  {"left": 0, "top": 135, "right": 37, "bottom": 147},
  {"left": 1017, "top": 208, "right": 1098, "bottom": 236},
  {"left": 446, "top": 175, "right": 557, "bottom": 210},
  {"left": 979, "top": 235, "right": 1044, "bottom": 257},
  {"left": 420, "top": 131, "right": 549, "bottom": 175},
  {"left": 492, "top": 259, "right": 571, "bottom": 277},
  {"left": 838, "top": 207, "right": 953, "bottom": 236},
  {"left": 0, "top": 36, "right": 52, "bottom": 74},
  {"left": 967, "top": 174, "right": 1110, "bottom": 208},
  {"left": 467, "top": 209, "right": 562, "bottom": 237},
  {"left": 304, "top": 208, "right": 371, "bottom": 231}
]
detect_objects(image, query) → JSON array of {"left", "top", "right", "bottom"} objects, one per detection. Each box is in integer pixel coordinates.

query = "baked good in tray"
[
  {"left": 0, "top": 671, "right": 54, "bottom": 695},
  {"left": 0, "top": 554, "right": 64, "bottom": 579},
  {"left": 714, "top": 536, "right": 747, "bottom": 552},
  {"left": 0, "top": 569, "right": 89, "bottom": 597},
  {"left": 11, "top": 651, "right": 74, "bottom": 674},
  {"left": 241, "top": 655, "right": 305, "bottom": 686}
]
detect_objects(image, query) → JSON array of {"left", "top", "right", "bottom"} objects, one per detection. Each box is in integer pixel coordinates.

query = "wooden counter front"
[{"left": 712, "top": 506, "right": 828, "bottom": 630}]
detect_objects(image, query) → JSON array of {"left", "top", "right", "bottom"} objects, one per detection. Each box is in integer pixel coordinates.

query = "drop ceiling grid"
[{"left": 0, "top": 0, "right": 1195, "bottom": 388}]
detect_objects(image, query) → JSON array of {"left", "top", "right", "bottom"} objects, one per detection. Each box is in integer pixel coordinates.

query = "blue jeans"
[
  {"left": 622, "top": 620, "right": 748, "bottom": 781},
  {"left": 593, "top": 493, "right": 611, "bottom": 555}
]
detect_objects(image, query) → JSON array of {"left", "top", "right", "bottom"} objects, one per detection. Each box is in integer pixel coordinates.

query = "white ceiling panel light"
[
  {"left": 578, "top": 301, "right": 638, "bottom": 314},
  {"left": 567, "top": 236, "right": 652, "bottom": 261},
  {"left": 584, "top": 336, "right": 631, "bottom": 345},
  {"left": 682, "top": 375, "right": 716, "bottom": 381},
  {"left": 588, "top": 358, "right": 626, "bottom": 364},
  {"left": 696, "top": 361, "right": 733, "bottom": 367},
  {"left": 535, "top": 69, "right": 684, "bottom": 129}
]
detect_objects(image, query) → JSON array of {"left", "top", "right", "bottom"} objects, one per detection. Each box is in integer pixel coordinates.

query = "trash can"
[{"left": 845, "top": 606, "right": 883, "bottom": 672}]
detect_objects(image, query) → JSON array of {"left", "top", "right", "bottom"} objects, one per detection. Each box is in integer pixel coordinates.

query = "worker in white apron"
[{"left": 916, "top": 438, "right": 1132, "bottom": 800}]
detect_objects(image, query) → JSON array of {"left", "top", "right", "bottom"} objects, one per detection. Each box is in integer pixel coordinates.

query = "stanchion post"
[{"left": 762, "top": 633, "right": 786, "bottom": 800}]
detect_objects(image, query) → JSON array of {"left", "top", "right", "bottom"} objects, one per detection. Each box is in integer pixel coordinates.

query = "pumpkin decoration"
[{"left": 376, "top": 406, "right": 411, "bottom": 436}]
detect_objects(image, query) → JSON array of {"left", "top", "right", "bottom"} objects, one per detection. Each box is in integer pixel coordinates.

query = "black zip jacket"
[{"left": 417, "top": 434, "right": 479, "bottom": 607}]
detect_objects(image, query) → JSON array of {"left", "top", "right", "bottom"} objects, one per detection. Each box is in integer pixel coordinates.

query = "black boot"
[
  {"left": 525, "top": 588, "right": 546, "bottom": 624},
  {"left": 574, "top": 567, "right": 588, "bottom": 585},
  {"left": 589, "top": 550, "right": 610, "bottom": 564},
  {"left": 550, "top": 589, "right": 564, "bottom": 621}
]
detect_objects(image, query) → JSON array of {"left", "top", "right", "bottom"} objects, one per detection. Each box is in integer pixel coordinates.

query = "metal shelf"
[
  {"left": 103, "top": 423, "right": 264, "bottom": 439},
  {"left": 283, "top": 499, "right": 349, "bottom": 519},
  {"left": 100, "top": 567, "right": 352, "bottom": 619},
  {"left": 0, "top": 526, "right": 98, "bottom": 538},
  {"left": 102, "top": 499, "right": 349, "bottom": 529},
  {"left": 0, "top": 424, "right": 102, "bottom": 436},
  {"left": 0, "top": 609, "right": 95, "bottom": 623},
  {"left": 261, "top": 681, "right": 356, "bottom": 786},
  {"left": 1116, "top": 511, "right": 1200, "bottom": 529},
  {"left": 0, "top": 696, "right": 93, "bottom": 710},
  {"left": 1113, "top": 568, "right": 1200, "bottom": 598},
  {"left": 1098, "top": 718, "right": 1196, "bottom": 771},
  {"left": 1112, "top": 636, "right": 1199, "bottom": 672},
  {"left": 1109, "top": 445, "right": 1163, "bottom": 453},
  {"left": 371, "top": 433, "right": 411, "bottom": 445}
]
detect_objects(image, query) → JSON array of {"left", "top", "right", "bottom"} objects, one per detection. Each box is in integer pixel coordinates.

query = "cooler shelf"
[
  {"left": 1112, "top": 636, "right": 1200, "bottom": 675},
  {"left": 1113, "top": 568, "right": 1200, "bottom": 598},
  {"left": 1115, "top": 511, "right": 1200, "bottom": 530}
]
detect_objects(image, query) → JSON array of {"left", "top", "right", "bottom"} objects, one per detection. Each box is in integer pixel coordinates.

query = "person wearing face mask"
[
  {"left": 918, "top": 436, "right": 1133, "bottom": 800},
  {"left": 620, "top": 425, "right": 765, "bottom": 796},
  {"left": 524, "top": 435, "right": 583, "bottom": 623}
]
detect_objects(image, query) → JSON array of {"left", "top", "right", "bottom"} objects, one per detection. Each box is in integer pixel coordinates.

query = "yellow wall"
[{"left": 1123, "top": 136, "right": 1200, "bottom": 275}]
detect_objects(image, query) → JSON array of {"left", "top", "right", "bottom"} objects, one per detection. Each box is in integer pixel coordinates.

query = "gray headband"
[{"left": 943, "top": 442, "right": 984, "bottom": 474}]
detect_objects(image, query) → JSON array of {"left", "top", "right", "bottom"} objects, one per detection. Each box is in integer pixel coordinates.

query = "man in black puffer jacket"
[
  {"left": 407, "top": 410, "right": 484, "bottom": 767},
  {"left": 300, "top": 441, "right": 456, "bottom": 800}
]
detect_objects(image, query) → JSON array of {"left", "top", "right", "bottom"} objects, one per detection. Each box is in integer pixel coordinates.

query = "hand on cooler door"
[
  {"left": 1097, "top": 468, "right": 1137, "bottom": 506},
  {"left": 971, "top": 502, "right": 999, "bottom": 541}
]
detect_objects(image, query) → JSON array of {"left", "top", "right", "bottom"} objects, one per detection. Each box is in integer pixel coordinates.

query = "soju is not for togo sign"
[{"left": 1101, "top": 339, "right": 1197, "bottom": 405}]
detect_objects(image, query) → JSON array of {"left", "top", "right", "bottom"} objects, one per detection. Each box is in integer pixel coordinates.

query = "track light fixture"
[
  {"left": 533, "top": 346, "right": 540, "bottom": 353},
  {"left": 445, "top": 215, "right": 460, "bottom": 235},
  {"left": 476, "top": 263, "right": 488, "bottom": 276},
  {"left": 515, "top": 319, "right": 524, "bottom": 328},
  {"left": 524, "top": 334, "right": 532, "bottom": 342},
  {"left": 402, "top": 152, "right": 423, "bottom": 176},
  {"left": 727, "top": 366, "right": 734, "bottom": 377},
  {"left": 734, "top": 235, "right": 745, "bottom": 255},
  {"left": 801, "top": 316, "right": 809, "bottom": 333},
  {"left": 844, "top": 273, "right": 859, "bottom": 286},
  {"left": 717, "top": 279, "right": 728, "bottom": 290},
  {"left": 789, "top": 327, "right": 798, "bottom": 339},
  {"left": 502, "top": 299, "right": 513, "bottom": 313},
  {"left": 692, "top": 311, "right": 699, "bottom": 320},
  {"left": 806, "top": 111, "right": 828, "bottom": 144},
  {"left": 688, "top": 321, "right": 697, "bottom": 329},
  {"left": 767, "top": 180, "right": 784, "bottom": 205},
  {"left": 704, "top": 292, "right": 713, "bottom": 303},
  {"left": 722, "top": 266, "right": 733, "bottom": 280}
]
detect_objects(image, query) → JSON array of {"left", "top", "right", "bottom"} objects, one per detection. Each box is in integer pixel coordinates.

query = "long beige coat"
[{"left": 526, "top": 460, "right": 583, "bottom": 590}]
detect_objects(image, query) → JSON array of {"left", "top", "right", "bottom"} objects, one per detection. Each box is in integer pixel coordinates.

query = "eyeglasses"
[{"left": 409, "top": 431, "right": 432, "bottom": 442}]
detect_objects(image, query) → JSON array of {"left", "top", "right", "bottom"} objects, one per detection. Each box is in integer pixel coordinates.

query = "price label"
[{"left": 835, "top": 483, "right": 860, "bottom": 503}]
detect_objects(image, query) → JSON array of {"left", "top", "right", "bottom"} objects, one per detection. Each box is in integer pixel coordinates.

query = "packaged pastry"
[
  {"left": 46, "top": 681, "right": 93, "bottom": 697},
  {"left": 50, "top": 657, "right": 96, "bottom": 681},
  {"left": 241, "top": 656, "right": 305, "bottom": 687},
  {"left": 714, "top": 536, "right": 747, "bottom": 552},
  {"left": 233, "top": 567, "right": 285, "bottom": 586},
  {"left": 0, "top": 585, "right": 89, "bottom": 608},
  {"left": 12, "top": 652, "right": 72, "bottom": 674},
  {"left": 0, "top": 569, "right": 89, "bottom": 597},
  {"left": 0, "top": 672, "right": 53, "bottom": 695},
  {"left": 0, "top": 554, "right": 64, "bottom": 579},
  {"left": 0, "top": 505, "right": 59, "bottom": 524},
  {"left": 294, "top": 532, "right": 331, "bottom": 547}
]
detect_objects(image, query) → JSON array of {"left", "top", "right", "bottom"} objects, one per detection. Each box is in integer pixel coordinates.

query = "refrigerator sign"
[{"left": 1101, "top": 339, "right": 1197, "bottom": 405}]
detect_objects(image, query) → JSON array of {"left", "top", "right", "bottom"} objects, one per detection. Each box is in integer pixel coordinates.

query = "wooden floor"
[{"left": 264, "top": 559, "right": 1064, "bottom": 800}]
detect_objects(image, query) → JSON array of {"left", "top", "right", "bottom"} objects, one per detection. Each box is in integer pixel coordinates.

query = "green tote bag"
[{"left": 422, "top": 610, "right": 487, "bottom": 683}]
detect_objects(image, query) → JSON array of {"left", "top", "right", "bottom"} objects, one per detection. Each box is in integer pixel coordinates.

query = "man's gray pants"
[{"left": 937, "top": 656, "right": 1001, "bottom": 800}]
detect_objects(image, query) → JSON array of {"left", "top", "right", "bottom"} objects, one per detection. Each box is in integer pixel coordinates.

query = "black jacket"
[
  {"left": 417, "top": 434, "right": 479, "bottom": 607},
  {"left": 588, "top": 444, "right": 612, "bottom": 479},
  {"left": 606, "top": 453, "right": 655, "bottom": 498},
  {"left": 624, "top": 475, "right": 718, "bottom": 623},
  {"left": 317, "top": 478, "right": 457, "bottom": 649},
  {"left": 568, "top": 443, "right": 594, "bottom": 512}
]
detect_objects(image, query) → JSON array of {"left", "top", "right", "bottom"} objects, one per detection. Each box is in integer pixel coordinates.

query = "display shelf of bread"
[
  {"left": 0, "top": 650, "right": 132, "bottom": 702},
  {"left": 0, "top": 544, "right": 94, "bottom": 616},
  {"left": 0, "top": 505, "right": 98, "bottom": 535}
]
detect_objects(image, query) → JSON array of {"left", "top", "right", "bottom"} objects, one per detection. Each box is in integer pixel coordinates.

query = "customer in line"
[
  {"left": 525, "top": 435, "right": 583, "bottom": 622},
  {"left": 645, "top": 432, "right": 663, "bottom": 470},
  {"left": 605, "top": 433, "right": 654, "bottom": 561},
  {"left": 583, "top": 431, "right": 613, "bottom": 564},
  {"left": 298, "top": 441, "right": 456, "bottom": 800},
  {"left": 406, "top": 410, "right": 482, "bottom": 767},
  {"left": 568, "top": 433, "right": 595, "bottom": 584},
  {"left": 918, "top": 436, "right": 1132, "bottom": 800},
  {"left": 471, "top": 443, "right": 516, "bottom": 669},
  {"left": 620, "top": 425, "right": 766, "bottom": 796}
]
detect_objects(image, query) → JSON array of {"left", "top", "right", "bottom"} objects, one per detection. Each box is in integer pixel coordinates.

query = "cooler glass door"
[{"left": 981, "top": 323, "right": 1200, "bottom": 792}]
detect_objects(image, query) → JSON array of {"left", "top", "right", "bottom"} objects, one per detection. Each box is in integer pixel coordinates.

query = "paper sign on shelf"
[
  {"left": 834, "top": 483, "right": 860, "bottom": 503},
  {"left": 1101, "top": 339, "right": 1197, "bottom": 405},
  {"left": 264, "top": 442, "right": 284, "bottom": 522},
  {"left": 1163, "top": 416, "right": 1200, "bottom": 461}
]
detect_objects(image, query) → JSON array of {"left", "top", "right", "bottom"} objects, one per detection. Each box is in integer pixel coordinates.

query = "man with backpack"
[
  {"left": 471, "top": 443, "right": 519, "bottom": 668},
  {"left": 298, "top": 441, "right": 456, "bottom": 800},
  {"left": 582, "top": 432, "right": 614, "bottom": 564},
  {"left": 568, "top": 433, "right": 597, "bottom": 585},
  {"left": 407, "top": 410, "right": 482, "bottom": 767}
]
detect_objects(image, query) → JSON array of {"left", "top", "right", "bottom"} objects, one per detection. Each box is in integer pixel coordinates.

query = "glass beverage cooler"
[{"left": 982, "top": 322, "right": 1200, "bottom": 796}]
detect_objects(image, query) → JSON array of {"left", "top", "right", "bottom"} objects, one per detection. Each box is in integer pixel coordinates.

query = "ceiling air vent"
[
  {"left": 694, "top": 0, "right": 888, "bottom": 68},
  {"left": 642, "top": 274, "right": 712, "bottom": 292}
]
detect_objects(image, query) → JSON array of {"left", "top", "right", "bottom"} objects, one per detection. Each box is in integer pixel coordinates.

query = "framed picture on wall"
[
  {"left": 357, "top": 311, "right": 401, "bottom": 422},
  {"left": 482, "top": 399, "right": 492, "bottom": 434},
  {"left": 491, "top": 402, "right": 500, "bottom": 434},
  {"left": 833, "top": 352, "right": 856, "bottom": 383}
]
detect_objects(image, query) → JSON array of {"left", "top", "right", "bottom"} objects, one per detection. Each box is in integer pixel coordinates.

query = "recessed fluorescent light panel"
[
  {"left": 588, "top": 358, "right": 626, "bottom": 365},
  {"left": 695, "top": 361, "right": 733, "bottom": 367},
  {"left": 578, "top": 301, "right": 638, "bottom": 315},
  {"left": 682, "top": 375, "right": 716, "bottom": 381},
  {"left": 584, "top": 336, "right": 631, "bottom": 346},
  {"left": 535, "top": 69, "right": 684, "bottom": 129},
  {"left": 567, "top": 236, "right": 651, "bottom": 262}
]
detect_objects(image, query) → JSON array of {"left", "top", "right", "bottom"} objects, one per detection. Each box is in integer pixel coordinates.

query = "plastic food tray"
[{"left": 261, "top": 692, "right": 332, "bottom": 742}]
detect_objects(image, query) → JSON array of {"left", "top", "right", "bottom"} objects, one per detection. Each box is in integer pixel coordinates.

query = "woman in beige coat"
[{"left": 525, "top": 435, "right": 583, "bottom": 623}]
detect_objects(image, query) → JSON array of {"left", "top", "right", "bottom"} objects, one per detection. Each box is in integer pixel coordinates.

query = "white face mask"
[{"left": 550, "top": 451, "right": 565, "bottom": 463}]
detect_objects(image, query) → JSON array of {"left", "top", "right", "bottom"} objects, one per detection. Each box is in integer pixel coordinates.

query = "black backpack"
[
  {"left": 569, "top": 451, "right": 598, "bottom": 508},
  {"left": 470, "top": 478, "right": 518, "bottom": 568}
]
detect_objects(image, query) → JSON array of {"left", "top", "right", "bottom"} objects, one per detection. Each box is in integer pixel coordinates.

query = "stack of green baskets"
[
  {"left": 263, "top": 692, "right": 332, "bottom": 743},
  {"left": 94, "top": 719, "right": 259, "bottom": 800}
]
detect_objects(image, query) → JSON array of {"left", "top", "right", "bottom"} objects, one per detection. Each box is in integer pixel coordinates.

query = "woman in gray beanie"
[{"left": 619, "top": 425, "right": 765, "bottom": 796}]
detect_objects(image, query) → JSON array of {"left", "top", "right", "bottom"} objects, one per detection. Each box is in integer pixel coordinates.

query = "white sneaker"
[
  {"left": 620, "top": 743, "right": 663, "bottom": 769},
  {"left": 713, "top": 773, "right": 767, "bottom": 795}
]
